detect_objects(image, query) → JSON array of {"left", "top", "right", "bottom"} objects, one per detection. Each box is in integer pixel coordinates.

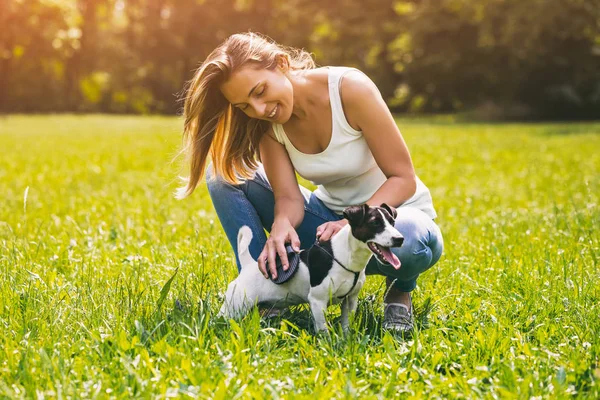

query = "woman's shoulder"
[
  {"left": 300, "top": 66, "right": 329, "bottom": 84},
  {"left": 319, "top": 66, "right": 375, "bottom": 99},
  {"left": 302, "top": 65, "right": 370, "bottom": 91},
  {"left": 332, "top": 68, "right": 379, "bottom": 132}
]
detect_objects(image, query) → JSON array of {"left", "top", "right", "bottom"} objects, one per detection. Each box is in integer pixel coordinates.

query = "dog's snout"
[{"left": 393, "top": 236, "right": 404, "bottom": 247}]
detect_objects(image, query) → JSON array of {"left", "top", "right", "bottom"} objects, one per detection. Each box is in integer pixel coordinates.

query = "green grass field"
[{"left": 1, "top": 115, "right": 599, "bottom": 398}]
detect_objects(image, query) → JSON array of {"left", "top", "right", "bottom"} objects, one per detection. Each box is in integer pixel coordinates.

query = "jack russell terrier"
[{"left": 218, "top": 203, "right": 404, "bottom": 332}]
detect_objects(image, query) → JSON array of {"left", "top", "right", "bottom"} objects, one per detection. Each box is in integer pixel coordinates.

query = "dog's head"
[{"left": 342, "top": 203, "right": 404, "bottom": 269}]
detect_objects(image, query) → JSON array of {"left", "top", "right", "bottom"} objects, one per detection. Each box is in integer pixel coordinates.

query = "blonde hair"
[{"left": 176, "top": 32, "right": 315, "bottom": 199}]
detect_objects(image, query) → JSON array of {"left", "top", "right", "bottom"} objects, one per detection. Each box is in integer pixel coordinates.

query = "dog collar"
[{"left": 312, "top": 240, "right": 360, "bottom": 299}]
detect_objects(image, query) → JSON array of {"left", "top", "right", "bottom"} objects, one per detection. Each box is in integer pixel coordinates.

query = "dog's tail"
[{"left": 237, "top": 225, "right": 255, "bottom": 267}]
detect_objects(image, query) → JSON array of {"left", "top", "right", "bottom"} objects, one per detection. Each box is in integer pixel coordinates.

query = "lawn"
[{"left": 0, "top": 115, "right": 598, "bottom": 398}]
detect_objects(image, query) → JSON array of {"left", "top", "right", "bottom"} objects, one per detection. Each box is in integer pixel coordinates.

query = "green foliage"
[
  {"left": 0, "top": 115, "right": 599, "bottom": 397},
  {"left": 79, "top": 71, "right": 110, "bottom": 105},
  {"left": 0, "top": 0, "right": 598, "bottom": 118},
  {"left": 388, "top": 0, "right": 600, "bottom": 117}
]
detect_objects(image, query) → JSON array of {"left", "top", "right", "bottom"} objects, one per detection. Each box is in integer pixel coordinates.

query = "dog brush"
[{"left": 267, "top": 245, "right": 300, "bottom": 284}]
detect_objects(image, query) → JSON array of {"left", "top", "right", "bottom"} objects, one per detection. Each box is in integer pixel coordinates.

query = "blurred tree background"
[{"left": 1, "top": 0, "right": 599, "bottom": 119}]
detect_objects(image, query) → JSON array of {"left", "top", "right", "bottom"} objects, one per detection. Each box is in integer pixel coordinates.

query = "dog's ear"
[
  {"left": 343, "top": 204, "right": 369, "bottom": 226},
  {"left": 380, "top": 203, "right": 397, "bottom": 220}
]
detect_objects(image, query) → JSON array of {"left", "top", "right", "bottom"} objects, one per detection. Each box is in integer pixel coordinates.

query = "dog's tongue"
[{"left": 380, "top": 246, "right": 401, "bottom": 270}]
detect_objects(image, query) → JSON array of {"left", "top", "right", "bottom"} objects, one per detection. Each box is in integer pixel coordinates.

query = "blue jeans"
[{"left": 206, "top": 164, "right": 443, "bottom": 292}]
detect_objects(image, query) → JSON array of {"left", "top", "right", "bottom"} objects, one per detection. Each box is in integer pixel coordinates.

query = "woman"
[{"left": 177, "top": 32, "right": 443, "bottom": 334}]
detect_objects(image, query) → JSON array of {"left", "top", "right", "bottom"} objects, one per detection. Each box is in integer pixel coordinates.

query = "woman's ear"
[{"left": 276, "top": 54, "right": 289, "bottom": 71}]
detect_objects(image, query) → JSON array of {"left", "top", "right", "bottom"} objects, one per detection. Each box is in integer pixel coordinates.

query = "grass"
[{"left": 0, "top": 114, "right": 599, "bottom": 398}]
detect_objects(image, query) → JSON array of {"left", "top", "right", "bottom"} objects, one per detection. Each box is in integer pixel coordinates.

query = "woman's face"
[{"left": 220, "top": 63, "right": 293, "bottom": 123}]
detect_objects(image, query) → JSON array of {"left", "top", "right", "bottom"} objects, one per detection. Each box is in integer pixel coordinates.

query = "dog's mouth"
[{"left": 368, "top": 242, "right": 401, "bottom": 269}]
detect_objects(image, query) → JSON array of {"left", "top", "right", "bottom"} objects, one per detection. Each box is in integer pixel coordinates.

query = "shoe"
[{"left": 383, "top": 301, "right": 414, "bottom": 336}]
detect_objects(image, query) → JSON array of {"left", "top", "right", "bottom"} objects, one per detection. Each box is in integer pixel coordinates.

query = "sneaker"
[{"left": 383, "top": 302, "right": 414, "bottom": 336}]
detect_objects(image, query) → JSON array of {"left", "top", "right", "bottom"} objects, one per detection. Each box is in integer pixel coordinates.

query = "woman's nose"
[{"left": 249, "top": 100, "right": 267, "bottom": 117}]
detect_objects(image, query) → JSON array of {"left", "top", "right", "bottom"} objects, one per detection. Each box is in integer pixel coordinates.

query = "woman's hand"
[
  {"left": 316, "top": 219, "right": 349, "bottom": 242},
  {"left": 258, "top": 219, "right": 300, "bottom": 280}
]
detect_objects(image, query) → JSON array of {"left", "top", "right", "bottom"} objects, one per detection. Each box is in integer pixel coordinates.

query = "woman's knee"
[
  {"left": 365, "top": 208, "right": 443, "bottom": 285},
  {"left": 393, "top": 207, "right": 444, "bottom": 272},
  {"left": 393, "top": 240, "right": 433, "bottom": 278},
  {"left": 366, "top": 239, "right": 432, "bottom": 282}
]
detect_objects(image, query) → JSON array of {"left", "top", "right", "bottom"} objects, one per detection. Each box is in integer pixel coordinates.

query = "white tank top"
[{"left": 271, "top": 66, "right": 437, "bottom": 218}]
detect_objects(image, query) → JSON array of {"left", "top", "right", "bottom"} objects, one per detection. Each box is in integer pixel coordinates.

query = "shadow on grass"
[
  {"left": 247, "top": 295, "right": 436, "bottom": 340},
  {"left": 131, "top": 291, "right": 437, "bottom": 352}
]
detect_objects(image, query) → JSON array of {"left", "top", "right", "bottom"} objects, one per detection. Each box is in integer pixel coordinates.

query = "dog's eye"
[{"left": 369, "top": 219, "right": 382, "bottom": 226}]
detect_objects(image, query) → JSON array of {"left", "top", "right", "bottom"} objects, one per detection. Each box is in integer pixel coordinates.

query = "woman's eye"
[{"left": 238, "top": 86, "right": 266, "bottom": 111}]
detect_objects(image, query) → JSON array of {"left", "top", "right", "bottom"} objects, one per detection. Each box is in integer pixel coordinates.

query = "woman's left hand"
[{"left": 316, "top": 219, "right": 349, "bottom": 242}]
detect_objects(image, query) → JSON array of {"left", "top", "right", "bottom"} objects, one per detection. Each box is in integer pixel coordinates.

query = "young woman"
[{"left": 177, "top": 32, "right": 443, "bottom": 334}]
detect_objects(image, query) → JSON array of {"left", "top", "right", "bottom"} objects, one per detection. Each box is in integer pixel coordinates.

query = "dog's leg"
[
  {"left": 219, "top": 267, "right": 295, "bottom": 319},
  {"left": 219, "top": 270, "right": 266, "bottom": 319},
  {"left": 340, "top": 293, "right": 359, "bottom": 333},
  {"left": 347, "top": 294, "right": 358, "bottom": 315},
  {"left": 347, "top": 294, "right": 359, "bottom": 332},
  {"left": 340, "top": 297, "right": 350, "bottom": 333},
  {"left": 218, "top": 280, "right": 257, "bottom": 319},
  {"left": 308, "top": 293, "right": 328, "bottom": 333}
]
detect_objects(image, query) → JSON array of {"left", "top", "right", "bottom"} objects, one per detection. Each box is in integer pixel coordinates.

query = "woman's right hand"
[{"left": 258, "top": 219, "right": 301, "bottom": 280}]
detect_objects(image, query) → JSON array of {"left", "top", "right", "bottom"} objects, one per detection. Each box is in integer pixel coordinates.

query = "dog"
[{"left": 217, "top": 203, "right": 404, "bottom": 332}]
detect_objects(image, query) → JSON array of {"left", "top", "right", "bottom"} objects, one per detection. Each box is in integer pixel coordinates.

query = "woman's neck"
[{"left": 288, "top": 68, "right": 328, "bottom": 122}]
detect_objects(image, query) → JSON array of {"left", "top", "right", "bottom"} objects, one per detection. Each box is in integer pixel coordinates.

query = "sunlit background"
[
  {"left": 1, "top": 2, "right": 600, "bottom": 397},
  {"left": 1, "top": 0, "right": 599, "bottom": 119}
]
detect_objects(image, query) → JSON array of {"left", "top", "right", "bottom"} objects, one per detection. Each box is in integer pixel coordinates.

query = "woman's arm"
[
  {"left": 257, "top": 128, "right": 304, "bottom": 279},
  {"left": 316, "top": 71, "right": 417, "bottom": 242},
  {"left": 341, "top": 71, "right": 417, "bottom": 207}
]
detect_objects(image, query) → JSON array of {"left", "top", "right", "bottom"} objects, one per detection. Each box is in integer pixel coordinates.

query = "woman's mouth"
[{"left": 267, "top": 104, "right": 278, "bottom": 119}]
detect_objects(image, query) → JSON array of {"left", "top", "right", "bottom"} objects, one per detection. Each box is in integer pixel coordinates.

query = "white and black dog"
[{"left": 218, "top": 203, "right": 404, "bottom": 332}]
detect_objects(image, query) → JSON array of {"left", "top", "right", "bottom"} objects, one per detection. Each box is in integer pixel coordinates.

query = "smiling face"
[
  {"left": 219, "top": 62, "right": 294, "bottom": 123},
  {"left": 343, "top": 204, "right": 404, "bottom": 269}
]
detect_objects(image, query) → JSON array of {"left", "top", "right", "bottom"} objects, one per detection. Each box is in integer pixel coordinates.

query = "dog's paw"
[{"left": 314, "top": 328, "right": 331, "bottom": 340}]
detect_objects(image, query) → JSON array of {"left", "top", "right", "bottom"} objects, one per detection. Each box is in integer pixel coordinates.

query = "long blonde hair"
[{"left": 176, "top": 32, "right": 315, "bottom": 199}]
